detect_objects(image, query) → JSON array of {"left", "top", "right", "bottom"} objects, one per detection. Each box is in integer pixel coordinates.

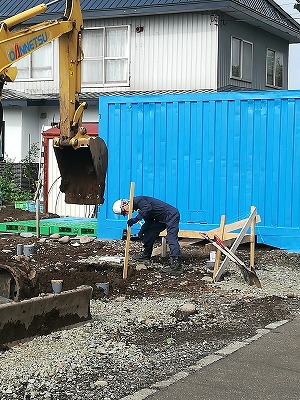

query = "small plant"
[
  {"left": 13, "top": 189, "right": 33, "bottom": 201},
  {"left": 0, "top": 142, "right": 40, "bottom": 204},
  {"left": 165, "top": 337, "right": 175, "bottom": 345},
  {"left": 0, "top": 159, "right": 16, "bottom": 204}
]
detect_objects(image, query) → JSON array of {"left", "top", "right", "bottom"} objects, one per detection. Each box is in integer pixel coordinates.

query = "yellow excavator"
[
  {"left": 0, "top": 0, "right": 108, "bottom": 205},
  {"left": 0, "top": 1, "right": 107, "bottom": 345}
]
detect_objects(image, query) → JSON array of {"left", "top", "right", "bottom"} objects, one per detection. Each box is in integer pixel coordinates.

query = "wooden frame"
[{"left": 152, "top": 206, "right": 260, "bottom": 282}]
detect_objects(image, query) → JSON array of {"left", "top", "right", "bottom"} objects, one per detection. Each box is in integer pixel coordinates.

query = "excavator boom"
[
  {"left": 0, "top": 0, "right": 105, "bottom": 344},
  {"left": 0, "top": 0, "right": 108, "bottom": 205}
]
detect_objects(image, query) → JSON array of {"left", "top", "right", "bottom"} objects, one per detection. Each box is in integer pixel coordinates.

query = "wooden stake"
[
  {"left": 214, "top": 206, "right": 258, "bottom": 282},
  {"left": 250, "top": 205, "right": 256, "bottom": 269},
  {"left": 213, "top": 214, "right": 226, "bottom": 281},
  {"left": 123, "top": 182, "right": 135, "bottom": 280}
]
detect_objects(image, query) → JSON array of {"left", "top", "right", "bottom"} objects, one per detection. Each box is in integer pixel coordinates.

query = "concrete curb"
[
  {"left": 0, "top": 285, "right": 93, "bottom": 345},
  {"left": 120, "top": 319, "right": 290, "bottom": 400}
]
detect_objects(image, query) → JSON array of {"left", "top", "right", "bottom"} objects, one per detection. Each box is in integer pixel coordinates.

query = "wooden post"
[
  {"left": 214, "top": 207, "right": 258, "bottom": 282},
  {"left": 250, "top": 205, "right": 256, "bottom": 269},
  {"left": 161, "top": 237, "right": 167, "bottom": 257},
  {"left": 213, "top": 215, "right": 226, "bottom": 281},
  {"left": 123, "top": 182, "right": 135, "bottom": 280}
]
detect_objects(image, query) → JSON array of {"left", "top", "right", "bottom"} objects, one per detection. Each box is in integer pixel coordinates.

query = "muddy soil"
[{"left": 0, "top": 206, "right": 299, "bottom": 341}]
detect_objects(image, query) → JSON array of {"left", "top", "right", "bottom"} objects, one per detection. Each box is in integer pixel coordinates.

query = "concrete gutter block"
[
  {"left": 215, "top": 340, "right": 247, "bottom": 355},
  {"left": 0, "top": 285, "right": 93, "bottom": 345},
  {"left": 265, "top": 320, "right": 289, "bottom": 329}
]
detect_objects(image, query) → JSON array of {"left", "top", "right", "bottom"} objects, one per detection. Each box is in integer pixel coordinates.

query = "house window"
[
  {"left": 14, "top": 43, "right": 53, "bottom": 80},
  {"left": 266, "top": 49, "right": 283, "bottom": 88},
  {"left": 82, "top": 26, "right": 130, "bottom": 86},
  {"left": 231, "top": 37, "right": 253, "bottom": 81}
]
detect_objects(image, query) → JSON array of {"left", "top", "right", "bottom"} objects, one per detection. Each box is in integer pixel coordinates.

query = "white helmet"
[{"left": 112, "top": 199, "right": 129, "bottom": 215}]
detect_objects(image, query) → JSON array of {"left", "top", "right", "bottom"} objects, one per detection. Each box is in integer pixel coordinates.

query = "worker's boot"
[
  {"left": 133, "top": 250, "right": 152, "bottom": 261},
  {"left": 161, "top": 256, "right": 183, "bottom": 275}
]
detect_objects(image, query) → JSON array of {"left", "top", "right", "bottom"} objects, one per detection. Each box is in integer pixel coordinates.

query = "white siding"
[
  {"left": 7, "top": 13, "right": 218, "bottom": 94},
  {"left": 3, "top": 109, "right": 22, "bottom": 162},
  {"left": 81, "top": 107, "right": 99, "bottom": 123},
  {"left": 47, "top": 137, "right": 96, "bottom": 217},
  {"left": 133, "top": 13, "right": 218, "bottom": 90},
  {"left": 22, "top": 106, "right": 43, "bottom": 160},
  {"left": 84, "top": 13, "right": 218, "bottom": 91},
  {"left": 4, "top": 107, "right": 48, "bottom": 162}
]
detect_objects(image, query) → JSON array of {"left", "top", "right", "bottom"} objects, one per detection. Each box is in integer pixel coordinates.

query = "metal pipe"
[
  {"left": 1, "top": 4, "right": 48, "bottom": 29},
  {"left": 45, "top": 0, "right": 63, "bottom": 7}
]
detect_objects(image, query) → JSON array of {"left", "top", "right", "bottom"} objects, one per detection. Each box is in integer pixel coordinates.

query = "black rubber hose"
[{"left": 0, "top": 101, "right": 3, "bottom": 127}]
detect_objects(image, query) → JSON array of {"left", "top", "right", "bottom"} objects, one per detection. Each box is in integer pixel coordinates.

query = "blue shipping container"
[{"left": 98, "top": 90, "right": 300, "bottom": 252}]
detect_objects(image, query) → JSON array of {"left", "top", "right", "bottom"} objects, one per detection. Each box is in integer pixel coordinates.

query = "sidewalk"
[{"left": 125, "top": 316, "right": 300, "bottom": 400}]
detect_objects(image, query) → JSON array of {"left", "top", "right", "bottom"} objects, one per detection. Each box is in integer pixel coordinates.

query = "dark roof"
[
  {"left": 2, "top": 88, "right": 216, "bottom": 107},
  {"left": 0, "top": 0, "right": 299, "bottom": 42}
]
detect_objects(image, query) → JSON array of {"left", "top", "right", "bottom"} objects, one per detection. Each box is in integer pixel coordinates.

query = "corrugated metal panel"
[
  {"left": 132, "top": 13, "right": 217, "bottom": 90},
  {"left": 98, "top": 90, "right": 300, "bottom": 251},
  {"left": 85, "top": 13, "right": 218, "bottom": 91},
  {"left": 8, "top": 13, "right": 217, "bottom": 95},
  {"left": 218, "top": 14, "right": 289, "bottom": 91}
]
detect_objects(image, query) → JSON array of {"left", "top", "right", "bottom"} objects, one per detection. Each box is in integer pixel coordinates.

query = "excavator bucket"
[{"left": 54, "top": 136, "right": 108, "bottom": 205}]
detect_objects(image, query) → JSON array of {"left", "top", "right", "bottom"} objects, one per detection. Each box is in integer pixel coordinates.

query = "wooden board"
[
  {"left": 213, "top": 215, "right": 226, "bottom": 280},
  {"left": 123, "top": 182, "right": 135, "bottom": 280},
  {"left": 155, "top": 207, "right": 260, "bottom": 263}
]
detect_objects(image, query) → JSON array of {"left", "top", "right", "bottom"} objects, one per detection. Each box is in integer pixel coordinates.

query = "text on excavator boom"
[{"left": 0, "top": 0, "right": 108, "bottom": 205}]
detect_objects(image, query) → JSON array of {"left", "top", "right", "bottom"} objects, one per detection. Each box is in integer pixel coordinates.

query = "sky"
[{"left": 275, "top": 0, "right": 300, "bottom": 89}]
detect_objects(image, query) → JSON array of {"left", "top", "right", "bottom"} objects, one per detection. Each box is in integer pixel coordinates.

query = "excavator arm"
[
  {"left": 0, "top": 0, "right": 108, "bottom": 205},
  {"left": 0, "top": 1, "right": 106, "bottom": 342}
]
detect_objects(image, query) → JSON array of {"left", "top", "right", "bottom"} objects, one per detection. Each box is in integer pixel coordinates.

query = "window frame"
[
  {"left": 266, "top": 48, "right": 284, "bottom": 88},
  {"left": 14, "top": 42, "right": 54, "bottom": 82},
  {"left": 230, "top": 36, "right": 253, "bottom": 82},
  {"left": 82, "top": 25, "right": 130, "bottom": 88}
]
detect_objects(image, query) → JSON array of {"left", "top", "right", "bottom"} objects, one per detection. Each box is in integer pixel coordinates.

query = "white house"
[{"left": 1, "top": 0, "right": 300, "bottom": 214}]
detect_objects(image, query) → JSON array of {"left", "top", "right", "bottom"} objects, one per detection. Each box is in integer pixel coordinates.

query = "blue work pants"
[{"left": 142, "top": 212, "right": 181, "bottom": 257}]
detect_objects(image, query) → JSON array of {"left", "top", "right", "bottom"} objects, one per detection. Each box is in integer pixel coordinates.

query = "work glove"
[{"left": 127, "top": 216, "right": 139, "bottom": 227}]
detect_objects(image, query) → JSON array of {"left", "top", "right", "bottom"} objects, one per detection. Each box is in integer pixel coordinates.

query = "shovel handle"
[
  {"left": 201, "top": 233, "right": 261, "bottom": 288},
  {"left": 214, "top": 235, "right": 245, "bottom": 266}
]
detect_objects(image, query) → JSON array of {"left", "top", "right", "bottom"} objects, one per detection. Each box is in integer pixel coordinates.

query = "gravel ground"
[
  {"left": 0, "top": 208, "right": 299, "bottom": 400},
  {"left": 0, "top": 258, "right": 299, "bottom": 400}
]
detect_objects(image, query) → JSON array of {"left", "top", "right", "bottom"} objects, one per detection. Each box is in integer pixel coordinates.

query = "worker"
[{"left": 112, "top": 196, "right": 183, "bottom": 274}]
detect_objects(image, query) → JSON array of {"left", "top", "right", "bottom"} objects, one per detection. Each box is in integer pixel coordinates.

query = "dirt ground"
[
  {"left": 0, "top": 206, "right": 209, "bottom": 300},
  {"left": 1, "top": 206, "right": 300, "bottom": 399},
  {"left": 0, "top": 205, "right": 299, "bottom": 345}
]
